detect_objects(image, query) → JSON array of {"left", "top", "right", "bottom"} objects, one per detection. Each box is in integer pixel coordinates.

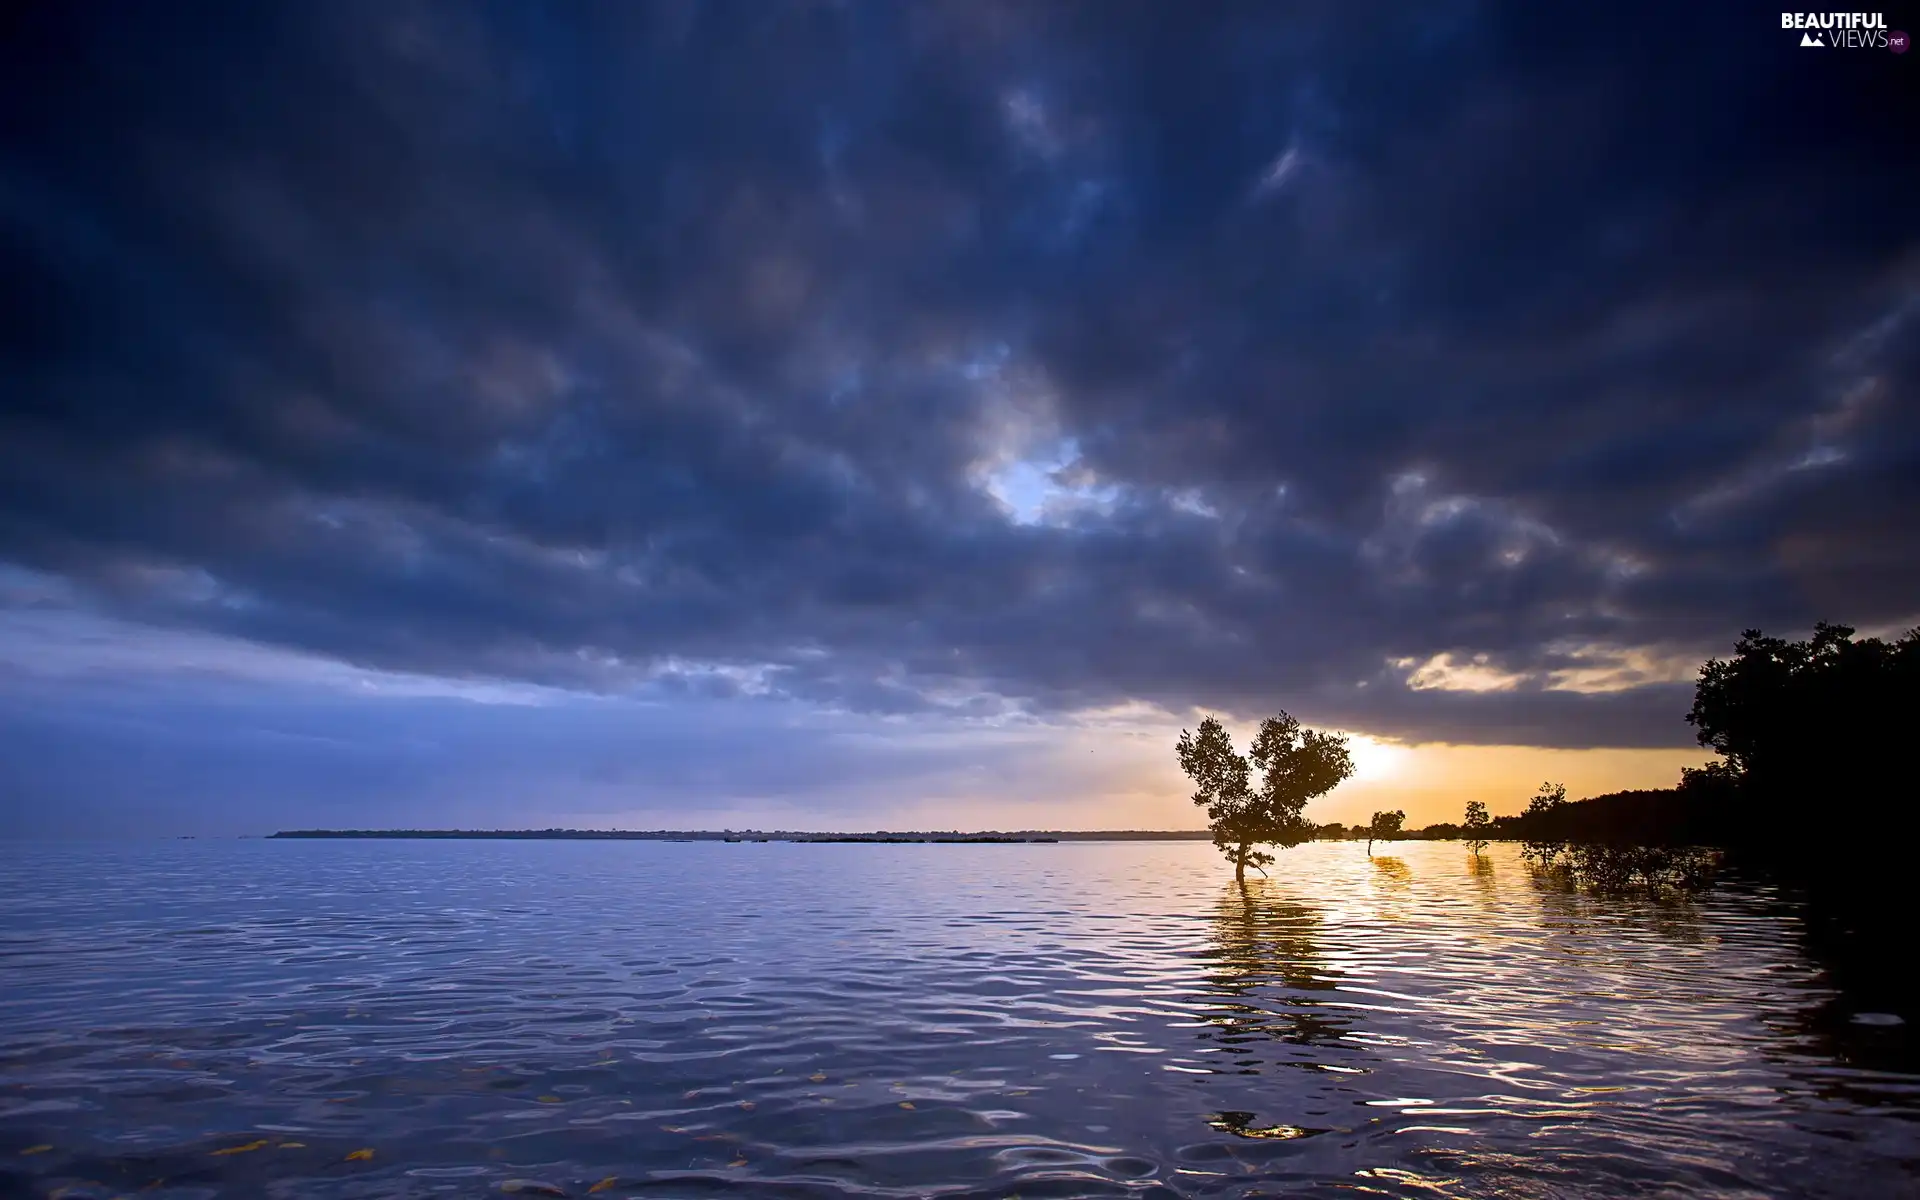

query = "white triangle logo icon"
[{"left": 1800, "top": 31, "right": 1824, "bottom": 46}]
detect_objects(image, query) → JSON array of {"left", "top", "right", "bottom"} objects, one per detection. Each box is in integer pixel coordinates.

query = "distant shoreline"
[{"left": 269, "top": 828, "right": 1215, "bottom": 843}]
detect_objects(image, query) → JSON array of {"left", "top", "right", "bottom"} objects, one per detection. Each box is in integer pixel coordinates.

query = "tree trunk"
[
  {"left": 1234, "top": 842, "right": 1248, "bottom": 882},
  {"left": 1367, "top": 836, "right": 1374, "bottom": 855}
]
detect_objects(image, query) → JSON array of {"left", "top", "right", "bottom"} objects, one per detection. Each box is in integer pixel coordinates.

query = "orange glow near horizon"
[
  {"left": 561, "top": 735, "right": 1713, "bottom": 836},
  {"left": 1308, "top": 743, "right": 1713, "bottom": 827},
  {"left": 963, "top": 731, "right": 1718, "bottom": 834}
]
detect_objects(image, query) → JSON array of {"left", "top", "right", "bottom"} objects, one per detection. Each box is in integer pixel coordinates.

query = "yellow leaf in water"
[
  {"left": 345, "top": 1148, "right": 374, "bottom": 1161},
  {"left": 210, "top": 1140, "right": 269, "bottom": 1156},
  {"left": 738, "top": 1101, "right": 754, "bottom": 1111},
  {"left": 589, "top": 1178, "right": 618, "bottom": 1194},
  {"left": 21, "top": 1145, "right": 52, "bottom": 1156},
  {"left": 536, "top": 1095, "right": 562, "bottom": 1103},
  {"left": 809, "top": 1073, "right": 826, "bottom": 1083},
  {"left": 727, "top": 1157, "right": 747, "bottom": 1168},
  {"left": 898, "top": 1102, "right": 916, "bottom": 1110},
  {"left": 279, "top": 1142, "right": 306, "bottom": 1149}
]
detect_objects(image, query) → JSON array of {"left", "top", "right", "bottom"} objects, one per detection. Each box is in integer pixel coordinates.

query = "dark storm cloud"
[{"left": 2, "top": 0, "right": 1915, "bottom": 749}]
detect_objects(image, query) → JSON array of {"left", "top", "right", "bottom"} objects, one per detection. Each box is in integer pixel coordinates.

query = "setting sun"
[{"left": 1342, "top": 733, "right": 1411, "bottom": 783}]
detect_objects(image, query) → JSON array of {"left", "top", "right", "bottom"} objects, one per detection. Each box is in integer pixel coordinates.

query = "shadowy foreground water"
[{"left": 0, "top": 839, "right": 1913, "bottom": 1198}]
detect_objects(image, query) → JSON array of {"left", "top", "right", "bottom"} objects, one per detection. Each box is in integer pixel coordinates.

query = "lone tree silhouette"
[
  {"left": 1462, "top": 800, "right": 1491, "bottom": 856},
  {"left": 1177, "top": 713, "right": 1354, "bottom": 882},
  {"left": 1366, "top": 810, "right": 1405, "bottom": 855}
]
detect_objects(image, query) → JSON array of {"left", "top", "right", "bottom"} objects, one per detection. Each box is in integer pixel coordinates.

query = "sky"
[{"left": 1, "top": 2, "right": 1915, "bottom": 837}]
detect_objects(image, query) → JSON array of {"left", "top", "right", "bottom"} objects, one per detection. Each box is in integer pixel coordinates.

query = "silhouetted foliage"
[
  {"left": 1371, "top": 622, "right": 1914, "bottom": 901},
  {"left": 1176, "top": 713, "right": 1355, "bottom": 881},
  {"left": 1366, "top": 809, "right": 1404, "bottom": 854},
  {"left": 1518, "top": 782, "right": 1569, "bottom": 868},
  {"left": 1687, "top": 622, "right": 1920, "bottom": 852},
  {"left": 1676, "top": 760, "right": 1742, "bottom": 804},
  {"left": 1508, "top": 781, "right": 1719, "bottom": 890},
  {"left": 1463, "top": 800, "right": 1491, "bottom": 855},
  {"left": 1567, "top": 845, "right": 1718, "bottom": 891},
  {"left": 1524, "top": 842, "right": 1719, "bottom": 892},
  {"left": 1490, "top": 786, "right": 1726, "bottom": 846}
]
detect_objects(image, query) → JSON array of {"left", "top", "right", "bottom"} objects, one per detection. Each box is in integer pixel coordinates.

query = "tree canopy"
[
  {"left": 1177, "top": 713, "right": 1354, "bottom": 881},
  {"left": 1366, "top": 809, "right": 1405, "bottom": 853},
  {"left": 1686, "top": 623, "right": 1919, "bottom": 848},
  {"left": 1463, "top": 800, "right": 1491, "bottom": 855}
]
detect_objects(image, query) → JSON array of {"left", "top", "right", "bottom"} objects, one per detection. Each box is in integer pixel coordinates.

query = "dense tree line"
[
  {"left": 1475, "top": 623, "right": 1919, "bottom": 855},
  {"left": 1685, "top": 622, "right": 1919, "bottom": 850}
]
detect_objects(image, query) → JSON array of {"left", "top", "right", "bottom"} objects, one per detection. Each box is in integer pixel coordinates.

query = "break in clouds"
[{"left": 1, "top": 0, "right": 1916, "bottom": 824}]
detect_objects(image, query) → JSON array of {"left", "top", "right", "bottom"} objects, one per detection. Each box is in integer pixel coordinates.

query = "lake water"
[{"left": 0, "top": 839, "right": 1914, "bottom": 1198}]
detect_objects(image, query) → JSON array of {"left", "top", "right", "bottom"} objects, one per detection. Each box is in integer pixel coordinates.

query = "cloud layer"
[{"left": 3, "top": 1, "right": 1915, "bottom": 792}]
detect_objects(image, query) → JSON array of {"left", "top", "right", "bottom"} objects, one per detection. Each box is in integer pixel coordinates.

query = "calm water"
[{"left": 0, "top": 839, "right": 1914, "bottom": 1199}]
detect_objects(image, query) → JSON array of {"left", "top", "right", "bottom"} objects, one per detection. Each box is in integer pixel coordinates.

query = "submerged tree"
[
  {"left": 1462, "top": 800, "right": 1492, "bottom": 856},
  {"left": 1366, "top": 809, "right": 1405, "bottom": 855},
  {"left": 1177, "top": 713, "right": 1355, "bottom": 882}
]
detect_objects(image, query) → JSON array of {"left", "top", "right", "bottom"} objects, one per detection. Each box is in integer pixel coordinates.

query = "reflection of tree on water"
[
  {"left": 1368, "top": 855, "right": 1413, "bottom": 927},
  {"left": 1194, "top": 880, "right": 1352, "bottom": 1072},
  {"left": 1466, "top": 850, "right": 1497, "bottom": 910},
  {"left": 1522, "top": 859, "right": 1709, "bottom": 947},
  {"left": 1512, "top": 856, "right": 1712, "bottom": 960},
  {"left": 1759, "top": 874, "right": 1918, "bottom": 1095},
  {"left": 1370, "top": 856, "right": 1410, "bottom": 884},
  {"left": 1206, "top": 1110, "right": 1321, "bottom": 1140}
]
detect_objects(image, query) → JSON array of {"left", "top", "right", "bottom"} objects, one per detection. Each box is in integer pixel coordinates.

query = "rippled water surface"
[{"left": 1, "top": 839, "right": 1915, "bottom": 1198}]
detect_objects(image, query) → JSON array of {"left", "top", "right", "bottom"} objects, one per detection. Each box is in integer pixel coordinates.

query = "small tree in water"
[
  {"left": 1462, "top": 800, "right": 1491, "bottom": 856},
  {"left": 1366, "top": 810, "right": 1405, "bottom": 855},
  {"left": 1176, "top": 713, "right": 1355, "bottom": 882}
]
